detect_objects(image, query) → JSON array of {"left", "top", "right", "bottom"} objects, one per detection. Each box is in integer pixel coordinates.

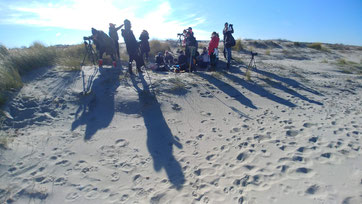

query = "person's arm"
[{"left": 116, "top": 24, "right": 124, "bottom": 31}]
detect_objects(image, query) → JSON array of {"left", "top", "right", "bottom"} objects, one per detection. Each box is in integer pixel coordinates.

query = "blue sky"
[{"left": 0, "top": 0, "right": 361, "bottom": 48}]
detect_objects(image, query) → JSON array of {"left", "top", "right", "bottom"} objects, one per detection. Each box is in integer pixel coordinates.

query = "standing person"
[
  {"left": 208, "top": 31, "right": 220, "bottom": 71},
  {"left": 139, "top": 30, "right": 150, "bottom": 61},
  {"left": 121, "top": 19, "right": 144, "bottom": 75},
  {"left": 91, "top": 28, "right": 117, "bottom": 67},
  {"left": 185, "top": 27, "right": 197, "bottom": 72},
  {"left": 108, "top": 23, "right": 123, "bottom": 60},
  {"left": 223, "top": 22, "right": 235, "bottom": 70}
]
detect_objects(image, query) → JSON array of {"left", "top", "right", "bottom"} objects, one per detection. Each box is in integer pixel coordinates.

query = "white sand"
[{"left": 1, "top": 41, "right": 361, "bottom": 203}]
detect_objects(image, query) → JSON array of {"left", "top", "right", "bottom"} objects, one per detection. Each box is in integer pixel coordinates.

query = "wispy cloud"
[{"left": 0, "top": 0, "right": 210, "bottom": 40}]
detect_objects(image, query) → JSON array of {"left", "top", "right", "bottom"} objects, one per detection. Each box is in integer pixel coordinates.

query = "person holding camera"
[
  {"left": 121, "top": 19, "right": 144, "bottom": 75},
  {"left": 139, "top": 30, "right": 150, "bottom": 61},
  {"left": 91, "top": 28, "right": 117, "bottom": 67},
  {"left": 223, "top": 22, "right": 235, "bottom": 70},
  {"left": 109, "top": 23, "right": 123, "bottom": 60},
  {"left": 208, "top": 31, "right": 220, "bottom": 71}
]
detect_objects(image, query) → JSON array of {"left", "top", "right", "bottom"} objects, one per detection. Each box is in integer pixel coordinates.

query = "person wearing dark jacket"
[
  {"left": 121, "top": 19, "right": 144, "bottom": 75},
  {"left": 91, "top": 27, "right": 117, "bottom": 67},
  {"left": 185, "top": 27, "right": 197, "bottom": 72},
  {"left": 164, "top": 50, "right": 174, "bottom": 65},
  {"left": 139, "top": 30, "right": 150, "bottom": 61},
  {"left": 177, "top": 50, "right": 187, "bottom": 71},
  {"left": 109, "top": 23, "right": 123, "bottom": 60},
  {"left": 223, "top": 22, "right": 235, "bottom": 70}
]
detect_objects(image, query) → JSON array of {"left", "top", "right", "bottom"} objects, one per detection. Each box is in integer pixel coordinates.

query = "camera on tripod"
[
  {"left": 83, "top": 36, "right": 93, "bottom": 44},
  {"left": 251, "top": 51, "right": 258, "bottom": 57},
  {"left": 177, "top": 33, "right": 183, "bottom": 37}
]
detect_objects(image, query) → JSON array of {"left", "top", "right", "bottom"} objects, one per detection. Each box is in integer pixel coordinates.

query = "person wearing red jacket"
[{"left": 208, "top": 32, "right": 220, "bottom": 70}]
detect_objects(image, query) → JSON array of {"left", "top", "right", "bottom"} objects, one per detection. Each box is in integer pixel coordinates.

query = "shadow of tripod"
[{"left": 81, "top": 37, "right": 98, "bottom": 95}]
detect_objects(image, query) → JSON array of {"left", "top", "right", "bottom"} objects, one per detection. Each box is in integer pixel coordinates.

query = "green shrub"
[
  {"left": 308, "top": 43, "right": 322, "bottom": 50},
  {"left": 265, "top": 49, "right": 271, "bottom": 55},
  {"left": 233, "top": 39, "right": 243, "bottom": 51},
  {"left": 149, "top": 40, "right": 170, "bottom": 57},
  {"left": 57, "top": 43, "right": 95, "bottom": 71}
]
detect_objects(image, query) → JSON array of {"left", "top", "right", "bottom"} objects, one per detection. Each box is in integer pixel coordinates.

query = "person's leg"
[
  {"left": 128, "top": 55, "right": 134, "bottom": 75},
  {"left": 115, "top": 42, "right": 120, "bottom": 59},
  {"left": 226, "top": 47, "right": 231, "bottom": 69}
]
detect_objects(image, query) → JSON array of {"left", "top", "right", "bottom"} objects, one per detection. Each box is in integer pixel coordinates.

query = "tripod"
[
  {"left": 81, "top": 39, "right": 98, "bottom": 67},
  {"left": 245, "top": 52, "right": 257, "bottom": 79},
  {"left": 81, "top": 39, "right": 98, "bottom": 95}
]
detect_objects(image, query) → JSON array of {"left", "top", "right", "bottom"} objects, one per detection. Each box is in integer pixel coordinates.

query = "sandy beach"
[{"left": 0, "top": 40, "right": 361, "bottom": 203}]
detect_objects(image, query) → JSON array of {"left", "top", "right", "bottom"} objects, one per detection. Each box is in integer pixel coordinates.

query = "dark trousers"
[{"left": 114, "top": 41, "right": 120, "bottom": 59}]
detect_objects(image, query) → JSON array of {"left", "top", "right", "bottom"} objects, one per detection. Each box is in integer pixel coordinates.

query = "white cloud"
[
  {"left": 56, "top": 32, "right": 61, "bottom": 37},
  {"left": 1, "top": 0, "right": 210, "bottom": 40}
]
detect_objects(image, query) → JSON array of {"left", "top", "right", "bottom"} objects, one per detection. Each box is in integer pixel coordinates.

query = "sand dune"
[{"left": 1, "top": 40, "right": 361, "bottom": 203}]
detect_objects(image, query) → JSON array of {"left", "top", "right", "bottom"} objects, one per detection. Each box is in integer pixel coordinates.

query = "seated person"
[
  {"left": 155, "top": 52, "right": 168, "bottom": 71},
  {"left": 155, "top": 52, "right": 164, "bottom": 65},
  {"left": 197, "top": 47, "right": 210, "bottom": 68},
  {"left": 176, "top": 50, "right": 187, "bottom": 71},
  {"left": 164, "top": 51, "right": 174, "bottom": 65}
]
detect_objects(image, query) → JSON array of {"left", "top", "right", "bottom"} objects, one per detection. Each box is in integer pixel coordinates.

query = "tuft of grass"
[
  {"left": 149, "top": 40, "right": 170, "bottom": 57},
  {"left": 245, "top": 70, "right": 251, "bottom": 81},
  {"left": 294, "top": 42, "right": 302, "bottom": 47},
  {"left": 7, "top": 42, "right": 57, "bottom": 75},
  {"left": 308, "top": 42, "right": 330, "bottom": 52},
  {"left": 168, "top": 78, "right": 187, "bottom": 92},
  {"left": 265, "top": 49, "right": 271, "bottom": 55},
  {"left": 57, "top": 43, "right": 88, "bottom": 71},
  {"left": 232, "top": 39, "right": 244, "bottom": 51},
  {"left": 321, "top": 59, "right": 328, "bottom": 63},
  {"left": 336, "top": 58, "right": 362, "bottom": 74}
]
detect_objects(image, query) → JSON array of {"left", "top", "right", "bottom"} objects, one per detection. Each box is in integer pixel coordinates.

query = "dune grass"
[
  {"left": 232, "top": 39, "right": 244, "bottom": 51},
  {"left": 149, "top": 40, "right": 170, "bottom": 57},
  {"left": 0, "top": 42, "right": 91, "bottom": 106},
  {"left": 336, "top": 58, "right": 362, "bottom": 74}
]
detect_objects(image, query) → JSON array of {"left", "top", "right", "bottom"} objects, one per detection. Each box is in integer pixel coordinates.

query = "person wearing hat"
[
  {"left": 121, "top": 19, "right": 144, "bottom": 75},
  {"left": 109, "top": 23, "right": 123, "bottom": 60}
]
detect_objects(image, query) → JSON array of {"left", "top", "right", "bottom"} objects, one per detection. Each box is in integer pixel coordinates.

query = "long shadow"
[
  {"left": 252, "top": 67, "right": 323, "bottom": 96},
  {"left": 131, "top": 73, "right": 185, "bottom": 189},
  {"left": 259, "top": 77, "right": 323, "bottom": 105},
  {"left": 222, "top": 71, "right": 297, "bottom": 108},
  {"left": 71, "top": 67, "right": 121, "bottom": 140},
  {"left": 196, "top": 72, "right": 257, "bottom": 109}
]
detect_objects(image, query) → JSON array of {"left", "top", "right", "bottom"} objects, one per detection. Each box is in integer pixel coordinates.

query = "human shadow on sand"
[
  {"left": 258, "top": 77, "right": 323, "bottom": 105},
  {"left": 222, "top": 70, "right": 297, "bottom": 108},
  {"left": 196, "top": 72, "right": 257, "bottom": 109},
  {"left": 251, "top": 67, "right": 323, "bottom": 96},
  {"left": 71, "top": 67, "right": 121, "bottom": 141},
  {"left": 131, "top": 73, "right": 185, "bottom": 190}
]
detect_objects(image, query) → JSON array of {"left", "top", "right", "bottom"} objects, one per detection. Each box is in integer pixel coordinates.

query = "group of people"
[
  {"left": 89, "top": 19, "right": 236, "bottom": 75},
  {"left": 90, "top": 19, "right": 150, "bottom": 75}
]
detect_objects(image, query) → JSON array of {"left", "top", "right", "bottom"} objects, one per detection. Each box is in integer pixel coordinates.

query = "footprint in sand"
[
  {"left": 305, "top": 184, "right": 319, "bottom": 195},
  {"left": 286, "top": 130, "right": 299, "bottom": 137},
  {"left": 200, "top": 111, "right": 212, "bottom": 117},
  {"left": 115, "top": 139, "right": 129, "bottom": 148}
]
